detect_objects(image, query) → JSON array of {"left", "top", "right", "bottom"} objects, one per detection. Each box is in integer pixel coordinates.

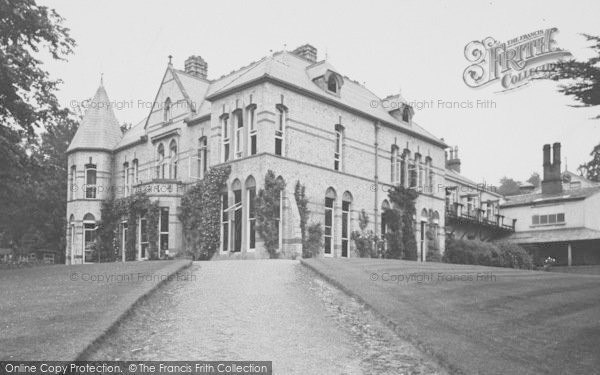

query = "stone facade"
[{"left": 66, "top": 45, "right": 452, "bottom": 264}]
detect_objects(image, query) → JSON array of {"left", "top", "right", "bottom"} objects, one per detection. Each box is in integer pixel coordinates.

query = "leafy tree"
[
  {"left": 540, "top": 34, "right": 600, "bottom": 181},
  {"left": 382, "top": 186, "right": 418, "bottom": 260},
  {"left": 498, "top": 177, "right": 520, "bottom": 196},
  {"left": 526, "top": 172, "right": 541, "bottom": 187},
  {"left": 0, "top": 0, "right": 75, "bottom": 138}
]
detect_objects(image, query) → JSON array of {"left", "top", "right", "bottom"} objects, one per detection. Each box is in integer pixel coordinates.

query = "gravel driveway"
[{"left": 86, "top": 260, "right": 443, "bottom": 375}]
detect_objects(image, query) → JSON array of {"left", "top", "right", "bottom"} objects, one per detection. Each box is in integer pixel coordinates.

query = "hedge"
[{"left": 443, "top": 238, "right": 533, "bottom": 269}]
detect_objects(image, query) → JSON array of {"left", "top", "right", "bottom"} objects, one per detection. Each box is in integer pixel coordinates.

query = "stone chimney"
[
  {"left": 292, "top": 44, "right": 317, "bottom": 63},
  {"left": 541, "top": 142, "right": 562, "bottom": 194},
  {"left": 184, "top": 55, "right": 208, "bottom": 79},
  {"left": 446, "top": 146, "right": 461, "bottom": 173}
]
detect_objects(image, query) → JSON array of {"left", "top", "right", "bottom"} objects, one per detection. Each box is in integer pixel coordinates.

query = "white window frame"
[
  {"left": 275, "top": 107, "right": 286, "bottom": 156},
  {"left": 341, "top": 200, "right": 350, "bottom": 258},
  {"left": 334, "top": 128, "right": 342, "bottom": 171},
  {"left": 246, "top": 187, "right": 256, "bottom": 252},
  {"left": 247, "top": 106, "right": 257, "bottom": 155},
  {"left": 132, "top": 159, "right": 138, "bottom": 186},
  {"left": 234, "top": 110, "right": 244, "bottom": 159},
  {"left": 221, "top": 192, "right": 230, "bottom": 252},
  {"left": 84, "top": 166, "right": 97, "bottom": 199},
  {"left": 221, "top": 115, "right": 230, "bottom": 162},
  {"left": 324, "top": 197, "right": 334, "bottom": 257}
]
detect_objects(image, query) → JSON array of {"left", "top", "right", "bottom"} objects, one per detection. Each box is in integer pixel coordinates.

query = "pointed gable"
[{"left": 67, "top": 84, "right": 122, "bottom": 153}]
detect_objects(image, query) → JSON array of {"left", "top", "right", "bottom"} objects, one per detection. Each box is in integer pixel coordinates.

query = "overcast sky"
[{"left": 40, "top": 0, "right": 600, "bottom": 185}]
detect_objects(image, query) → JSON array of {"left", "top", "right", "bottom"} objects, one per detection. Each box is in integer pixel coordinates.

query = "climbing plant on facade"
[
  {"left": 382, "top": 185, "right": 418, "bottom": 259},
  {"left": 96, "top": 191, "right": 159, "bottom": 262},
  {"left": 255, "top": 170, "right": 285, "bottom": 258},
  {"left": 179, "top": 165, "right": 231, "bottom": 260},
  {"left": 294, "top": 180, "right": 309, "bottom": 254}
]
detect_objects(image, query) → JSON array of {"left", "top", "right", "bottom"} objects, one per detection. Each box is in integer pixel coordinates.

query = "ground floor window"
[
  {"left": 83, "top": 214, "right": 96, "bottom": 263},
  {"left": 247, "top": 185, "right": 256, "bottom": 250},
  {"left": 233, "top": 187, "right": 242, "bottom": 252},
  {"left": 140, "top": 216, "right": 148, "bottom": 259},
  {"left": 221, "top": 192, "right": 229, "bottom": 252},
  {"left": 324, "top": 196, "right": 334, "bottom": 255},
  {"left": 341, "top": 199, "right": 350, "bottom": 257},
  {"left": 159, "top": 207, "right": 169, "bottom": 257}
]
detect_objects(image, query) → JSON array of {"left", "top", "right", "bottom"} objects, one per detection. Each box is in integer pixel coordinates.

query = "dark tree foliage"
[
  {"left": 0, "top": 0, "right": 75, "bottom": 137},
  {"left": 255, "top": 170, "right": 285, "bottom": 258},
  {"left": 382, "top": 185, "right": 418, "bottom": 260},
  {"left": 540, "top": 34, "right": 600, "bottom": 181},
  {"left": 498, "top": 177, "right": 520, "bottom": 196},
  {"left": 294, "top": 180, "right": 309, "bottom": 254}
]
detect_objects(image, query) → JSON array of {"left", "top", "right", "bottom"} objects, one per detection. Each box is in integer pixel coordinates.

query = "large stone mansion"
[{"left": 65, "top": 44, "right": 515, "bottom": 264}]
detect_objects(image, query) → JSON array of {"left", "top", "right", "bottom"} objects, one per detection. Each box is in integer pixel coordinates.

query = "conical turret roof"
[{"left": 67, "top": 83, "right": 122, "bottom": 153}]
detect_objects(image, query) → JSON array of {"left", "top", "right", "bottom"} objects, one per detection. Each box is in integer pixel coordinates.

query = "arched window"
[
  {"left": 234, "top": 109, "right": 244, "bottom": 159},
  {"left": 246, "top": 176, "right": 256, "bottom": 251},
  {"left": 419, "top": 208, "right": 429, "bottom": 262},
  {"left": 341, "top": 192, "right": 353, "bottom": 258},
  {"left": 324, "top": 187, "right": 337, "bottom": 256},
  {"left": 381, "top": 200, "right": 390, "bottom": 254},
  {"left": 164, "top": 97, "right": 172, "bottom": 122},
  {"left": 416, "top": 154, "right": 423, "bottom": 189},
  {"left": 274, "top": 176, "right": 285, "bottom": 251},
  {"left": 156, "top": 143, "right": 165, "bottom": 179},
  {"left": 400, "top": 150, "right": 407, "bottom": 187},
  {"left": 231, "top": 179, "right": 242, "bottom": 252},
  {"left": 327, "top": 75, "right": 338, "bottom": 93},
  {"left": 221, "top": 184, "right": 229, "bottom": 252},
  {"left": 426, "top": 156, "right": 433, "bottom": 191},
  {"left": 402, "top": 107, "right": 410, "bottom": 123},
  {"left": 83, "top": 213, "right": 96, "bottom": 263},
  {"left": 197, "top": 136, "right": 208, "bottom": 179},
  {"left": 68, "top": 214, "right": 75, "bottom": 263},
  {"left": 85, "top": 164, "right": 97, "bottom": 199},
  {"left": 169, "top": 139, "right": 178, "bottom": 179}
]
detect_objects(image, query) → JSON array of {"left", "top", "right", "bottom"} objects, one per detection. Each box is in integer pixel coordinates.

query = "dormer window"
[
  {"left": 402, "top": 107, "right": 411, "bottom": 123},
  {"left": 327, "top": 75, "right": 338, "bottom": 93}
]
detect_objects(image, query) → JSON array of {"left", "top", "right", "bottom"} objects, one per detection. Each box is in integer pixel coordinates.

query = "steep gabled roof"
[{"left": 67, "top": 84, "right": 122, "bottom": 153}]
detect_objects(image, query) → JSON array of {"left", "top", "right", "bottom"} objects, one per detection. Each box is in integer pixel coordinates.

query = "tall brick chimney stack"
[
  {"left": 184, "top": 56, "right": 208, "bottom": 79},
  {"left": 292, "top": 44, "right": 317, "bottom": 63},
  {"left": 446, "top": 146, "right": 461, "bottom": 173},
  {"left": 541, "top": 142, "right": 563, "bottom": 194}
]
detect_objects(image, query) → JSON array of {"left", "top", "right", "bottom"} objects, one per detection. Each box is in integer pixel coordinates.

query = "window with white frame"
[
  {"left": 324, "top": 195, "right": 335, "bottom": 255},
  {"left": 400, "top": 150, "right": 407, "bottom": 187},
  {"left": 139, "top": 214, "right": 148, "bottom": 259},
  {"left": 85, "top": 164, "right": 97, "bottom": 199},
  {"left": 159, "top": 207, "right": 169, "bottom": 257},
  {"left": 234, "top": 110, "right": 244, "bottom": 159},
  {"left": 132, "top": 159, "right": 138, "bottom": 185},
  {"left": 156, "top": 143, "right": 165, "bottom": 179},
  {"left": 246, "top": 180, "right": 256, "bottom": 251},
  {"left": 247, "top": 105, "right": 257, "bottom": 155},
  {"left": 221, "top": 114, "right": 230, "bottom": 162},
  {"left": 408, "top": 153, "right": 417, "bottom": 188},
  {"left": 83, "top": 213, "right": 96, "bottom": 263},
  {"left": 391, "top": 146, "right": 400, "bottom": 184},
  {"left": 426, "top": 157, "right": 433, "bottom": 190},
  {"left": 169, "top": 139, "right": 178, "bottom": 179},
  {"left": 416, "top": 154, "right": 423, "bottom": 189},
  {"left": 275, "top": 105, "right": 286, "bottom": 156},
  {"left": 197, "top": 136, "right": 208, "bottom": 179},
  {"left": 221, "top": 191, "right": 229, "bottom": 252},
  {"left": 532, "top": 213, "right": 565, "bottom": 226},
  {"left": 334, "top": 125, "right": 343, "bottom": 171}
]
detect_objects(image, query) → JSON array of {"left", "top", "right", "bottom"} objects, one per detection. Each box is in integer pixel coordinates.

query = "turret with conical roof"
[{"left": 66, "top": 81, "right": 122, "bottom": 264}]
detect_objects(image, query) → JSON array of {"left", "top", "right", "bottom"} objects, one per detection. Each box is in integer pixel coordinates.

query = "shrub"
[
  {"left": 494, "top": 241, "right": 533, "bottom": 269},
  {"left": 443, "top": 238, "right": 533, "bottom": 269},
  {"left": 303, "top": 222, "right": 323, "bottom": 258},
  {"left": 351, "top": 209, "right": 379, "bottom": 258}
]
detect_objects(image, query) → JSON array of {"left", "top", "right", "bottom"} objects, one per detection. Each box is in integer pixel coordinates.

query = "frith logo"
[{"left": 463, "top": 28, "right": 572, "bottom": 91}]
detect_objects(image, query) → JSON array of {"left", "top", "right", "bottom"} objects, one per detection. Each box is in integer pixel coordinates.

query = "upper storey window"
[
  {"left": 327, "top": 75, "right": 338, "bottom": 93},
  {"left": 85, "top": 164, "right": 97, "bottom": 199},
  {"left": 233, "top": 109, "right": 244, "bottom": 159},
  {"left": 157, "top": 143, "right": 166, "bottom": 179},
  {"left": 221, "top": 114, "right": 230, "bottom": 162},
  {"left": 275, "top": 104, "right": 287, "bottom": 156},
  {"left": 169, "top": 139, "right": 178, "bottom": 179},
  {"left": 247, "top": 104, "right": 257, "bottom": 156}
]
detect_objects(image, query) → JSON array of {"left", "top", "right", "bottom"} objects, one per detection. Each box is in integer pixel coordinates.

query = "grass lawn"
[
  {"left": 303, "top": 258, "right": 600, "bottom": 375},
  {"left": 0, "top": 260, "right": 190, "bottom": 360}
]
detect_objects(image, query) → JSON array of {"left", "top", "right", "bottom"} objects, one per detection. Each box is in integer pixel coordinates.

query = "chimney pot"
[
  {"left": 292, "top": 44, "right": 318, "bottom": 63},
  {"left": 184, "top": 55, "right": 208, "bottom": 79}
]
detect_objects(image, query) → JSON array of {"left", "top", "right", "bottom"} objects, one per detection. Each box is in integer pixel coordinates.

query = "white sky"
[{"left": 40, "top": 0, "right": 600, "bottom": 185}]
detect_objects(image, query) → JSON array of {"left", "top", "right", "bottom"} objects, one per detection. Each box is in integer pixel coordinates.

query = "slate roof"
[
  {"left": 73, "top": 50, "right": 447, "bottom": 153},
  {"left": 501, "top": 185, "right": 600, "bottom": 208},
  {"left": 505, "top": 227, "right": 600, "bottom": 244},
  {"left": 67, "top": 84, "right": 122, "bottom": 153}
]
